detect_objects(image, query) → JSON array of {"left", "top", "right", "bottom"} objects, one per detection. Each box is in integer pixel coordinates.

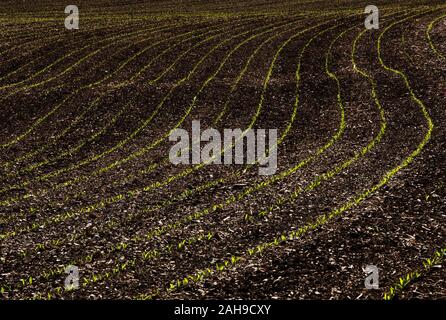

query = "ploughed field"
[{"left": 0, "top": 0, "right": 445, "bottom": 299}]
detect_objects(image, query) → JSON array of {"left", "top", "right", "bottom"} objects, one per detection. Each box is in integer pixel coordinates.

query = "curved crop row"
[
  {"left": 0, "top": 22, "right": 185, "bottom": 149},
  {"left": 0, "top": 18, "right": 257, "bottom": 192},
  {"left": 383, "top": 246, "right": 446, "bottom": 300},
  {"left": 1, "top": 19, "right": 250, "bottom": 178},
  {"left": 146, "top": 8, "right": 437, "bottom": 299},
  {"left": 0, "top": 16, "right": 311, "bottom": 232},
  {"left": 0, "top": 12, "right": 346, "bottom": 298}
]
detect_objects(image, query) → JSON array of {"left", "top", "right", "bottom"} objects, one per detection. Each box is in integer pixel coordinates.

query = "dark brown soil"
[{"left": 0, "top": 0, "right": 444, "bottom": 300}]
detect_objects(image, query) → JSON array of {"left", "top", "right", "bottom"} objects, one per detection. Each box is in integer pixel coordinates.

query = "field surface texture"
[{"left": 0, "top": 0, "right": 444, "bottom": 300}]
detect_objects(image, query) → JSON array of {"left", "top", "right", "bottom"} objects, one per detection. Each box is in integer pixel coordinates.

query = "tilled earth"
[{"left": 0, "top": 0, "right": 445, "bottom": 300}]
